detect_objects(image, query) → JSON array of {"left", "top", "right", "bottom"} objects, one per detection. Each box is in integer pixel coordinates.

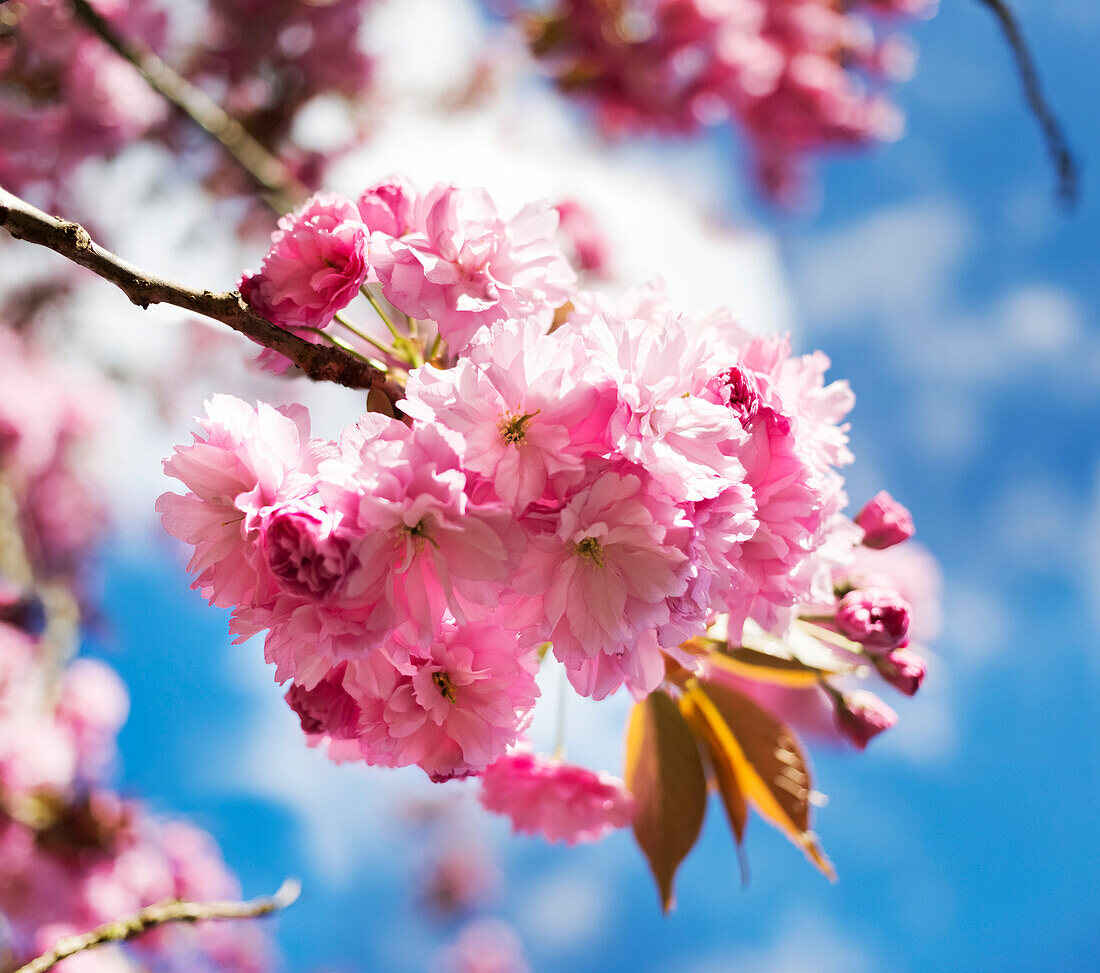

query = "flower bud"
[
  {"left": 357, "top": 176, "right": 414, "bottom": 238},
  {"left": 874, "top": 647, "right": 926, "bottom": 696},
  {"left": 856, "top": 490, "right": 915, "bottom": 550},
  {"left": 834, "top": 691, "right": 897, "bottom": 749},
  {"left": 834, "top": 587, "right": 911, "bottom": 650}
]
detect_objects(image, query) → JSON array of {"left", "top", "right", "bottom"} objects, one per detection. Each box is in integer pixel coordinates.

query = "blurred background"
[{"left": 9, "top": 0, "right": 1098, "bottom": 968}]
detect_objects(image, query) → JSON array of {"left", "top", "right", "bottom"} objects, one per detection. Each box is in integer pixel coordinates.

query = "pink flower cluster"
[
  {"left": 0, "top": 615, "right": 271, "bottom": 971},
  {"left": 0, "top": 0, "right": 168, "bottom": 206},
  {"left": 0, "top": 791, "right": 270, "bottom": 972},
  {"left": 165, "top": 177, "right": 932, "bottom": 840},
  {"left": 478, "top": 750, "right": 635, "bottom": 845},
  {"left": 518, "top": 0, "right": 934, "bottom": 200},
  {"left": 240, "top": 181, "right": 576, "bottom": 358},
  {"left": 0, "top": 0, "right": 377, "bottom": 210},
  {"left": 705, "top": 491, "right": 938, "bottom": 750},
  {"left": 190, "top": 0, "right": 377, "bottom": 198},
  {"left": 0, "top": 326, "right": 112, "bottom": 582}
]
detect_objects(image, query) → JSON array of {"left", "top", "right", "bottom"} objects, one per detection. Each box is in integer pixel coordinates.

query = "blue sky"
[{"left": 85, "top": 1, "right": 1100, "bottom": 970}]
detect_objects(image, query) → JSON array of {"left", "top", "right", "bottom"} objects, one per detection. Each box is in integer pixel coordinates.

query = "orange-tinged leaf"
[
  {"left": 624, "top": 689, "right": 707, "bottom": 912},
  {"left": 679, "top": 691, "right": 747, "bottom": 846},
  {"left": 685, "top": 680, "right": 835, "bottom": 881},
  {"left": 708, "top": 646, "right": 847, "bottom": 688}
]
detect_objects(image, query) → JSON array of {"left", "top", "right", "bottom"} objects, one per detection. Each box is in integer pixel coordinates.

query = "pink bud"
[
  {"left": 835, "top": 587, "right": 911, "bottom": 650},
  {"left": 875, "top": 647, "right": 926, "bottom": 696},
  {"left": 856, "top": 490, "right": 915, "bottom": 550},
  {"left": 357, "top": 176, "right": 415, "bottom": 238},
  {"left": 835, "top": 691, "right": 897, "bottom": 749}
]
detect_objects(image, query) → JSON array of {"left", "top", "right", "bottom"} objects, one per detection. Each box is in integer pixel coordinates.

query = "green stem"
[
  {"left": 360, "top": 285, "right": 401, "bottom": 340},
  {"left": 333, "top": 313, "right": 395, "bottom": 358},
  {"left": 428, "top": 332, "right": 443, "bottom": 362}
]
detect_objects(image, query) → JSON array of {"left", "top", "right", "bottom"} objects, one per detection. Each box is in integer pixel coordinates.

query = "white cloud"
[
  {"left": 682, "top": 911, "right": 879, "bottom": 973},
  {"left": 515, "top": 865, "right": 612, "bottom": 954}
]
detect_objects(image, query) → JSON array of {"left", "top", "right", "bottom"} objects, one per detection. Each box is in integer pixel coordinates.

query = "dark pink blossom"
[
  {"left": 834, "top": 690, "right": 897, "bottom": 749},
  {"left": 834, "top": 587, "right": 911, "bottom": 650},
  {"left": 239, "top": 192, "right": 369, "bottom": 330},
  {"left": 874, "top": 646, "right": 926, "bottom": 696},
  {"left": 856, "top": 489, "right": 916, "bottom": 549}
]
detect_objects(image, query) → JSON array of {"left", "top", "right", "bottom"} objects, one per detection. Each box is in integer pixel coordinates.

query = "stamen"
[
  {"left": 573, "top": 535, "right": 604, "bottom": 566},
  {"left": 432, "top": 671, "right": 456, "bottom": 702},
  {"left": 497, "top": 409, "right": 540, "bottom": 445}
]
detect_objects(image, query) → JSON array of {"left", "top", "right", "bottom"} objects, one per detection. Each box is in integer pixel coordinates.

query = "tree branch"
[
  {"left": 67, "top": 0, "right": 306, "bottom": 213},
  {"left": 972, "top": 0, "right": 1079, "bottom": 208},
  {"left": 0, "top": 185, "right": 389, "bottom": 392},
  {"left": 14, "top": 879, "right": 301, "bottom": 973}
]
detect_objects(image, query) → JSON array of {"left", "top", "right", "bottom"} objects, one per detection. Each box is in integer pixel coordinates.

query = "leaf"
[
  {"left": 685, "top": 679, "right": 835, "bottom": 881},
  {"left": 708, "top": 645, "right": 851, "bottom": 688},
  {"left": 624, "top": 689, "right": 707, "bottom": 912},
  {"left": 679, "top": 690, "right": 750, "bottom": 884}
]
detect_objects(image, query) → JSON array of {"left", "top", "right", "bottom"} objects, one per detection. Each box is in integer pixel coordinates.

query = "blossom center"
[
  {"left": 714, "top": 365, "right": 761, "bottom": 424},
  {"left": 573, "top": 535, "right": 605, "bottom": 566},
  {"left": 497, "top": 409, "right": 539, "bottom": 445},
  {"left": 432, "top": 671, "right": 456, "bottom": 702}
]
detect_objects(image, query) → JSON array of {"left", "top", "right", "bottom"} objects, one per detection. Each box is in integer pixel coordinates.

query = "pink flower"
[
  {"left": 344, "top": 620, "right": 539, "bottom": 781},
  {"left": 856, "top": 490, "right": 915, "bottom": 549},
  {"left": 403, "top": 318, "right": 614, "bottom": 511},
  {"left": 834, "top": 690, "right": 897, "bottom": 749},
  {"left": 555, "top": 199, "right": 611, "bottom": 277},
  {"left": 156, "top": 395, "right": 318, "bottom": 610},
  {"left": 434, "top": 919, "right": 530, "bottom": 973},
  {"left": 284, "top": 664, "right": 361, "bottom": 740},
  {"left": 509, "top": 461, "right": 693, "bottom": 699},
  {"left": 478, "top": 750, "right": 635, "bottom": 844},
  {"left": 357, "top": 176, "right": 415, "bottom": 238},
  {"left": 371, "top": 184, "right": 576, "bottom": 353},
  {"left": 839, "top": 540, "right": 942, "bottom": 643},
  {"left": 568, "top": 285, "right": 748, "bottom": 502},
  {"left": 239, "top": 192, "right": 369, "bottom": 330},
  {"left": 874, "top": 646, "right": 926, "bottom": 696},
  {"left": 316, "top": 416, "right": 518, "bottom": 651},
  {"left": 703, "top": 328, "right": 856, "bottom": 638},
  {"left": 834, "top": 587, "right": 911, "bottom": 650},
  {"left": 64, "top": 37, "right": 166, "bottom": 139},
  {"left": 56, "top": 658, "right": 129, "bottom": 784},
  {"left": 256, "top": 500, "right": 350, "bottom": 602}
]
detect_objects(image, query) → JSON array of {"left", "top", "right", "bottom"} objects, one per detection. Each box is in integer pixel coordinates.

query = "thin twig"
[
  {"left": 15, "top": 879, "right": 301, "bottom": 973},
  {"left": 972, "top": 0, "right": 1079, "bottom": 207},
  {"left": 0, "top": 185, "right": 389, "bottom": 392},
  {"left": 67, "top": 0, "right": 306, "bottom": 212}
]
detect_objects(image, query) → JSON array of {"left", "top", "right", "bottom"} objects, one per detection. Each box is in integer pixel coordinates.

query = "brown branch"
[
  {"left": 14, "top": 879, "right": 301, "bottom": 973},
  {"left": 67, "top": 0, "right": 307, "bottom": 213},
  {"left": 972, "top": 0, "right": 1079, "bottom": 208},
  {"left": 0, "top": 185, "right": 389, "bottom": 392}
]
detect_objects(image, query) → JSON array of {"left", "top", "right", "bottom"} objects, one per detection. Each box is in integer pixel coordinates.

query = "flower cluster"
[
  {"left": 516, "top": 0, "right": 934, "bottom": 201},
  {"left": 163, "top": 178, "right": 938, "bottom": 850},
  {"left": 0, "top": 316, "right": 275, "bottom": 969},
  {"left": 705, "top": 490, "right": 938, "bottom": 750},
  {"left": 0, "top": 326, "right": 112, "bottom": 583},
  {"left": 0, "top": 0, "right": 169, "bottom": 205},
  {"left": 0, "top": 0, "right": 377, "bottom": 210},
  {"left": 0, "top": 599, "right": 271, "bottom": 971},
  {"left": 190, "top": 0, "right": 377, "bottom": 199}
]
